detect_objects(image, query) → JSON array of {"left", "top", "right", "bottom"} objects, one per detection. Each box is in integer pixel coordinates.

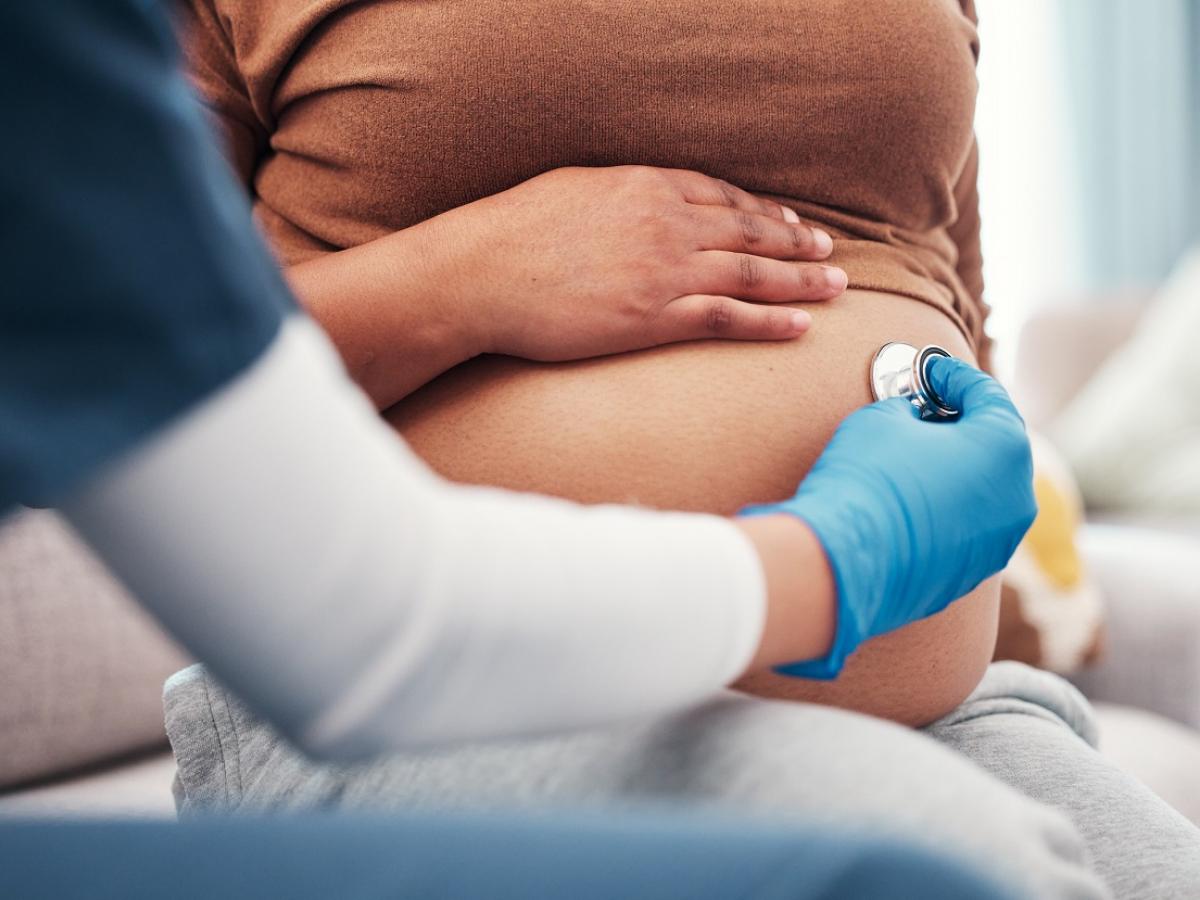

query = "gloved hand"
[{"left": 741, "top": 356, "right": 1037, "bottom": 679}]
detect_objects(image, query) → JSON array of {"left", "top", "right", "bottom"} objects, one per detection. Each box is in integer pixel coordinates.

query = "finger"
[
  {"left": 924, "top": 356, "right": 1022, "bottom": 423},
  {"left": 655, "top": 295, "right": 812, "bottom": 343},
  {"left": 690, "top": 206, "right": 834, "bottom": 261},
  {"left": 660, "top": 168, "right": 792, "bottom": 221},
  {"left": 691, "top": 251, "right": 848, "bottom": 302},
  {"left": 925, "top": 357, "right": 1035, "bottom": 501}
]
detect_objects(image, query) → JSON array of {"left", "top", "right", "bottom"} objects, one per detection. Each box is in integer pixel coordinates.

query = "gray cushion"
[
  {"left": 1050, "top": 247, "right": 1200, "bottom": 514},
  {"left": 0, "top": 510, "right": 187, "bottom": 789},
  {"left": 1071, "top": 524, "right": 1200, "bottom": 730}
]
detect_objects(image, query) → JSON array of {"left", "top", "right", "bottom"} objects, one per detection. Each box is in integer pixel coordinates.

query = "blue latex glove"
[{"left": 741, "top": 356, "right": 1037, "bottom": 679}]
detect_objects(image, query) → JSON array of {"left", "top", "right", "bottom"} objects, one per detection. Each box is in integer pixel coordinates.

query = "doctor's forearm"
[
  {"left": 65, "top": 317, "right": 836, "bottom": 757},
  {"left": 736, "top": 515, "right": 836, "bottom": 674}
]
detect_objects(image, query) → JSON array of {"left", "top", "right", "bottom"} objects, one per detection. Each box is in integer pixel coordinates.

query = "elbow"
[{"left": 278, "top": 681, "right": 449, "bottom": 763}]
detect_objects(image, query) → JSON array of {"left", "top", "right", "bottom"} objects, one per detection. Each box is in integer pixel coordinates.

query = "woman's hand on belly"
[
  {"left": 432, "top": 166, "right": 849, "bottom": 360},
  {"left": 286, "top": 166, "right": 845, "bottom": 409},
  {"left": 388, "top": 289, "right": 1002, "bottom": 727}
]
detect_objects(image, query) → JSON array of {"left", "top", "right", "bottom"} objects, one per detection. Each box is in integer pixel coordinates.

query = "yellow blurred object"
[
  {"left": 995, "top": 433, "right": 1105, "bottom": 674},
  {"left": 1026, "top": 474, "right": 1084, "bottom": 590}
]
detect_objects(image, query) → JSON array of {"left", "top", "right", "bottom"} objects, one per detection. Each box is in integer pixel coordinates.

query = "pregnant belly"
[{"left": 387, "top": 289, "right": 1000, "bottom": 726}]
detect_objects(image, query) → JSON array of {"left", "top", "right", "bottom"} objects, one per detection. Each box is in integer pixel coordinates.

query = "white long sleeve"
[{"left": 63, "top": 317, "right": 767, "bottom": 758}]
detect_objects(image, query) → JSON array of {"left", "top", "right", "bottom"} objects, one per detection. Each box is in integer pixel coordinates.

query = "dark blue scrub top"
[{"left": 0, "top": 2, "right": 294, "bottom": 512}]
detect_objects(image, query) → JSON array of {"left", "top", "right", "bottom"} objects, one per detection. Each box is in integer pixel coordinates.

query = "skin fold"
[{"left": 389, "top": 288, "right": 1000, "bottom": 727}]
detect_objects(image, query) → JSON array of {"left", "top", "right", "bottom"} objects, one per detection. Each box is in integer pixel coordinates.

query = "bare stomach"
[{"left": 387, "top": 289, "right": 1000, "bottom": 727}]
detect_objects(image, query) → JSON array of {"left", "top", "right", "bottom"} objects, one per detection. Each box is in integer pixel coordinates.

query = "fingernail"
[
  {"left": 824, "top": 267, "right": 848, "bottom": 291},
  {"left": 813, "top": 229, "right": 833, "bottom": 255},
  {"left": 791, "top": 310, "right": 811, "bottom": 330},
  {"left": 781, "top": 206, "right": 800, "bottom": 223}
]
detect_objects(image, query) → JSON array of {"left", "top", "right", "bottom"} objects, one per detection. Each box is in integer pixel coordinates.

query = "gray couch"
[
  {"left": 2, "top": 299, "right": 1198, "bottom": 822},
  {"left": 0, "top": 510, "right": 181, "bottom": 816}
]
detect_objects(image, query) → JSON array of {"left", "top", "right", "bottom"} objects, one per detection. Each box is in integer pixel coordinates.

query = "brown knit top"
[{"left": 179, "top": 0, "right": 989, "bottom": 357}]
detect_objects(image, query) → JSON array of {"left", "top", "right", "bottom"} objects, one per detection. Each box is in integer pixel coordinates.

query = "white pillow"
[{"left": 1050, "top": 247, "right": 1200, "bottom": 513}]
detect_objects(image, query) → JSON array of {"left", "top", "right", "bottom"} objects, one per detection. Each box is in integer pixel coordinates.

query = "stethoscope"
[{"left": 869, "top": 342, "right": 960, "bottom": 420}]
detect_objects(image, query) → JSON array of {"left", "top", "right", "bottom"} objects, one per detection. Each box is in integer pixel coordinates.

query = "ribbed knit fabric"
[{"left": 179, "top": 0, "right": 989, "bottom": 359}]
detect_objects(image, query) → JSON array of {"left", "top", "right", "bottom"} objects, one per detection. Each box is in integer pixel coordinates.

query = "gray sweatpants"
[
  {"left": 167, "top": 663, "right": 1200, "bottom": 899},
  {"left": 927, "top": 662, "right": 1200, "bottom": 899}
]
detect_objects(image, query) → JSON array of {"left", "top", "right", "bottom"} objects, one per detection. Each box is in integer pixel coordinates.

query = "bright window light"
[{"left": 975, "top": 1, "right": 1086, "bottom": 376}]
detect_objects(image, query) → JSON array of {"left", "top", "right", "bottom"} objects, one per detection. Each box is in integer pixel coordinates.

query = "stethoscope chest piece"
[{"left": 869, "top": 342, "right": 960, "bottom": 420}]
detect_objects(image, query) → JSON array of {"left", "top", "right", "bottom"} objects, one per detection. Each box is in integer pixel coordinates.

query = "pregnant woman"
[
  {"left": 175, "top": 0, "right": 1200, "bottom": 893},
  {"left": 185, "top": 0, "right": 993, "bottom": 724}
]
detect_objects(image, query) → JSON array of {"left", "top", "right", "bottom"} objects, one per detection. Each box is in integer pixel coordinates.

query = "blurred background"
[
  {"left": 964, "top": 3, "right": 1200, "bottom": 823},
  {"left": 973, "top": 0, "right": 1200, "bottom": 513},
  {"left": 976, "top": 0, "right": 1198, "bottom": 370}
]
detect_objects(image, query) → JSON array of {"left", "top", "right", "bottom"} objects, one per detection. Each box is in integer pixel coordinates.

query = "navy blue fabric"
[
  {"left": 0, "top": 812, "right": 1016, "bottom": 900},
  {"left": 0, "top": 1, "right": 293, "bottom": 512}
]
